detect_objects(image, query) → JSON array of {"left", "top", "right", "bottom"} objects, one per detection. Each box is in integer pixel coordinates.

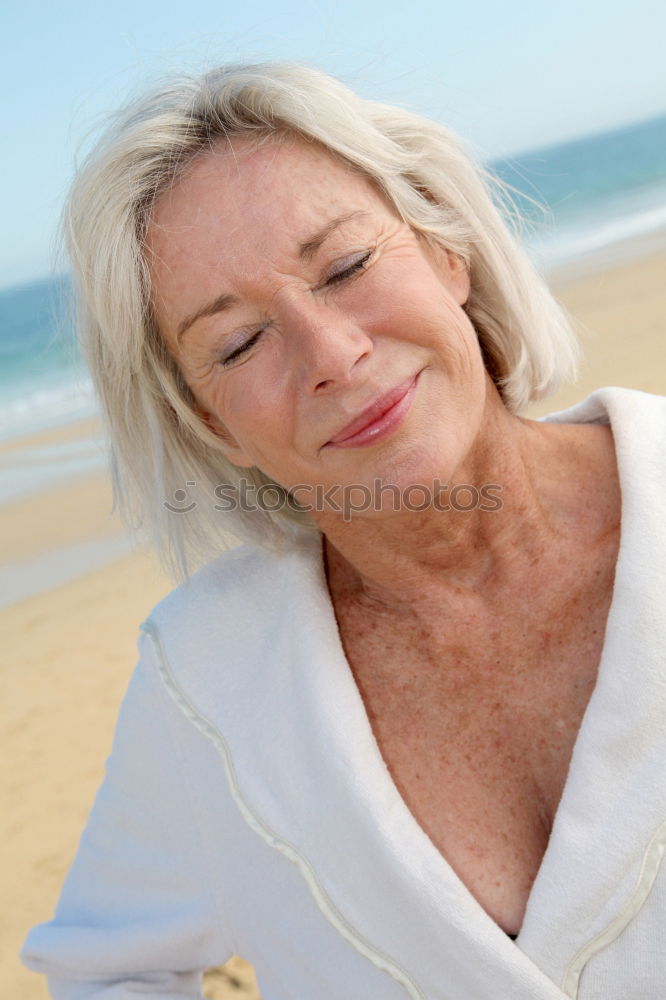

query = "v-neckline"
[{"left": 307, "top": 389, "right": 632, "bottom": 984}]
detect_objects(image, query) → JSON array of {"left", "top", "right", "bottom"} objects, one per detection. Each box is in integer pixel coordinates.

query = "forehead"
[{"left": 147, "top": 136, "right": 391, "bottom": 275}]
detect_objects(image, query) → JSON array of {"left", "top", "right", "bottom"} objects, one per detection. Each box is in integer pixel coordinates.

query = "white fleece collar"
[{"left": 146, "top": 387, "right": 666, "bottom": 999}]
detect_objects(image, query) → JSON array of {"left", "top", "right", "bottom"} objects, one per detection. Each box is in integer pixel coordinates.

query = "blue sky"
[{"left": 2, "top": 0, "right": 665, "bottom": 289}]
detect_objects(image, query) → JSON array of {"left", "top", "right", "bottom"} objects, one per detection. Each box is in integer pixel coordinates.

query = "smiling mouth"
[{"left": 324, "top": 374, "right": 419, "bottom": 449}]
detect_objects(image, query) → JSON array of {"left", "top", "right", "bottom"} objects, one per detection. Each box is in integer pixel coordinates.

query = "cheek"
[
  {"left": 206, "top": 367, "right": 289, "bottom": 449},
  {"left": 368, "top": 287, "right": 476, "bottom": 360},
  {"left": 343, "top": 272, "right": 412, "bottom": 338},
  {"left": 357, "top": 261, "right": 468, "bottom": 342}
]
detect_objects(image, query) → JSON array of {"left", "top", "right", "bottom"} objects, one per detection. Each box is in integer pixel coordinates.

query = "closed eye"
[
  {"left": 220, "top": 328, "right": 264, "bottom": 367},
  {"left": 324, "top": 250, "right": 373, "bottom": 287},
  {"left": 218, "top": 250, "right": 372, "bottom": 367}
]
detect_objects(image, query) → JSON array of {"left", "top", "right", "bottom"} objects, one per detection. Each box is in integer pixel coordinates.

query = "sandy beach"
[{"left": 2, "top": 243, "right": 665, "bottom": 999}]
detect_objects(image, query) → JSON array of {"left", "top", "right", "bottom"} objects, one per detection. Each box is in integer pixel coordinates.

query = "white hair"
[{"left": 64, "top": 61, "right": 579, "bottom": 575}]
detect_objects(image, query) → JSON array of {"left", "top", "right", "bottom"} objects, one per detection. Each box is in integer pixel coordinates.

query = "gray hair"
[{"left": 64, "top": 61, "right": 579, "bottom": 575}]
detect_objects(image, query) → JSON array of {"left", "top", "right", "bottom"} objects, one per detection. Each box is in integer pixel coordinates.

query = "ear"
[
  {"left": 194, "top": 403, "right": 257, "bottom": 469},
  {"left": 425, "top": 239, "right": 471, "bottom": 306},
  {"left": 445, "top": 250, "right": 471, "bottom": 306}
]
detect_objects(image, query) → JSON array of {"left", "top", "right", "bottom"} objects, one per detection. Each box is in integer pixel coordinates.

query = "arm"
[{"left": 21, "top": 633, "right": 234, "bottom": 999}]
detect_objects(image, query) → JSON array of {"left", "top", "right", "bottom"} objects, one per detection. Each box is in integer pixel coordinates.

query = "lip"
[{"left": 325, "top": 374, "right": 419, "bottom": 449}]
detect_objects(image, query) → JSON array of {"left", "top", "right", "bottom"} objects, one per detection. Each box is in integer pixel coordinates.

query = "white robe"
[{"left": 22, "top": 387, "right": 666, "bottom": 999}]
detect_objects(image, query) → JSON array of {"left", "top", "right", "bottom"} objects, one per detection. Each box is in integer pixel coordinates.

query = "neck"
[{"left": 315, "top": 397, "right": 616, "bottom": 615}]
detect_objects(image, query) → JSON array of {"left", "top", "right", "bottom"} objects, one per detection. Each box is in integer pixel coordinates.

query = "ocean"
[
  {"left": 492, "top": 113, "right": 666, "bottom": 270},
  {"left": 0, "top": 276, "right": 107, "bottom": 505},
  {"left": 1, "top": 111, "right": 666, "bottom": 501}
]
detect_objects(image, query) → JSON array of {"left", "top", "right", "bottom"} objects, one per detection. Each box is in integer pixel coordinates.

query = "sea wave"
[
  {"left": 0, "top": 370, "right": 98, "bottom": 443},
  {"left": 530, "top": 198, "right": 666, "bottom": 270}
]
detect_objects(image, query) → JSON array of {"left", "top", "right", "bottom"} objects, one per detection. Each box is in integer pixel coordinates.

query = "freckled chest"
[{"left": 330, "top": 540, "right": 618, "bottom": 935}]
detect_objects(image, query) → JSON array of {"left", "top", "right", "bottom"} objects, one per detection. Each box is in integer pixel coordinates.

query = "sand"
[
  {"left": 2, "top": 244, "right": 665, "bottom": 999},
  {"left": 526, "top": 245, "right": 666, "bottom": 417}
]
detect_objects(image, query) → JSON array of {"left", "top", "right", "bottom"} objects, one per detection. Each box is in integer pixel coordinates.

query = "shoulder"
[
  {"left": 140, "top": 530, "right": 326, "bottom": 699},
  {"left": 541, "top": 385, "right": 666, "bottom": 432},
  {"left": 149, "top": 541, "right": 277, "bottom": 624},
  {"left": 542, "top": 387, "right": 666, "bottom": 481},
  {"left": 147, "top": 531, "right": 321, "bottom": 630}
]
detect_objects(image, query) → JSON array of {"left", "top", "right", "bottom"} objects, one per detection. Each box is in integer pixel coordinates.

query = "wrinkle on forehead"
[
  {"left": 146, "top": 133, "right": 407, "bottom": 349},
  {"left": 148, "top": 128, "right": 397, "bottom": 259}
]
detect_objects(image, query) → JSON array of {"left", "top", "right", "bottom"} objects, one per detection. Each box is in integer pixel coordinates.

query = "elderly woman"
[{"left": 22, "top": 63, "right": 666, "bottom": 999}]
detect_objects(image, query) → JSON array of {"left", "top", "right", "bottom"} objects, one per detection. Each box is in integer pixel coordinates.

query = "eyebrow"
[
  {"left": 177, "top": 292, "right": 237, "bottom": 345},
  {"left": 176, "top": 210, "right": 370, "bottom": 344},
  {"left": 297, "top": 211, "right": 369, "bottom": 262}
]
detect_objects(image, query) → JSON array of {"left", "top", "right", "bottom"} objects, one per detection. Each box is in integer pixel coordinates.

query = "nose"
[{"left": 283, "top": 298, "right": 373, "bottom": 395}]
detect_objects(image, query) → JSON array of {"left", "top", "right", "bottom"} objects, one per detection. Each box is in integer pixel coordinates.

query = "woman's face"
[{"left": 148, "top": 137, "right": 490, "bottom": 509}]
